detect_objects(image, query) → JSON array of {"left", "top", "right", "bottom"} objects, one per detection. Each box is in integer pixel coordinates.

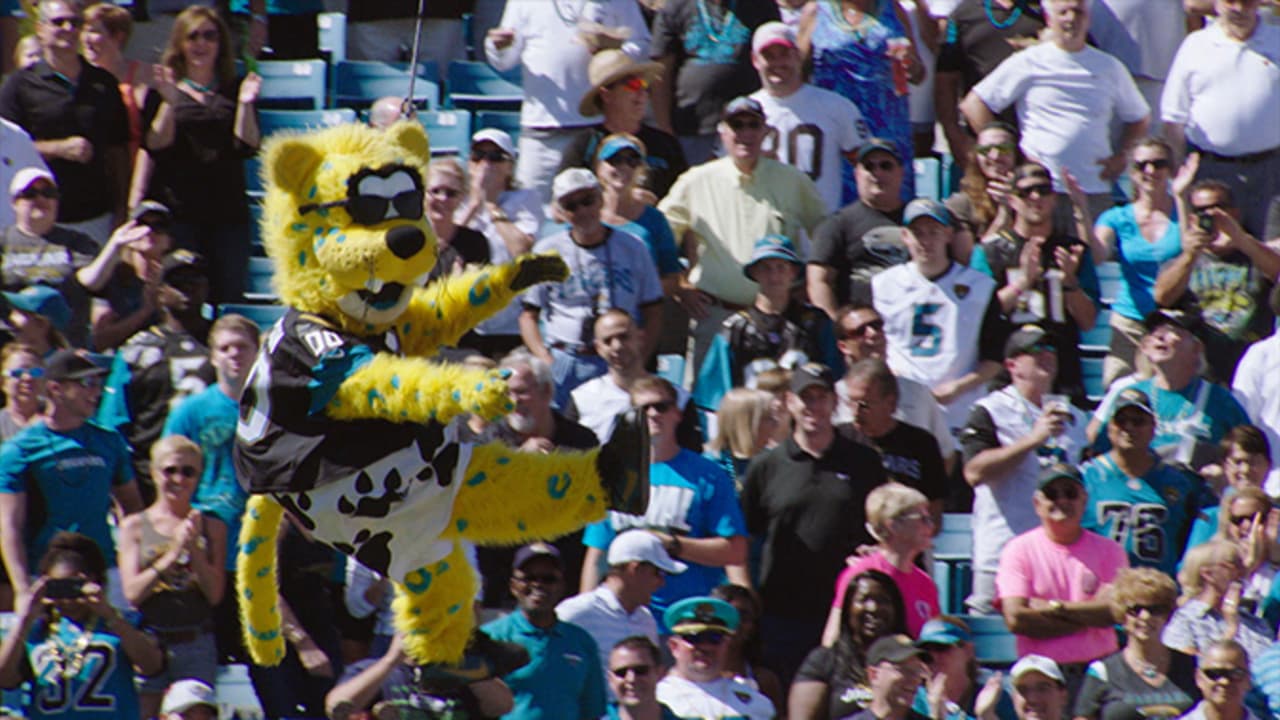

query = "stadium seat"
[
  {"left": 258, "top": 108, "right": 357, "bottom": 138},
  {"left": 333, "top": 60, "right": 439, "bottom": 111},
  {"left": 959, "top": 615, "right": 1018, "bottom": 667},
  {"left": 475, "top": 110, "right": 522, "bottom": 146},
  {"left": 1079, "top": 307, "right": 1112, "bottom": 353},
  {"left": 1082, "top": 355, "right": 1107, "bottom": 403},
  {"left": 446, "top": 60, "right": 522, "bottom": 112},
  {"left": 244, "top": 256, "right": 278, "bottom": 302},
  {"left": 255, "top": 59, "right": 327, "bottom": 110},
  {"left": 317, "top": 12, "right": 346, "bottom": 63},
  {"left": 248, "top": 202, "right": 265, "bottom": 256},
  {"left": 218, "top": 303, "right": 286, "bottom": 329},
  {"left": 244, "top": 156, "right": 263, "bottom": 198},
  {"left": 215, "top": 664, "right": 264, "bottom": 718},
  {"left": 419, "top": 109, "right": 473, "bottom": 156},
  {"left": 933, "top": 514, "right": 973, "bottom": 615},
  {"left": 1096, "top": 261, "right": 1123, "bottom": 306},
  {"left": 913, "top": 157, "right": 941, "bottom": 202}
]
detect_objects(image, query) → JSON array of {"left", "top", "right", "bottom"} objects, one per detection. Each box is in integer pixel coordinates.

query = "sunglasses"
[
  {"left": 610, "top": 664, "right": 652, "bottom": 679},
  {"left": 1132, "top": 158, "right": 1171, "bottom": 171},
  {"left": 161, "top": 465, "right": 199, "bottom": 478},
  {"left": 1125, "top": 603, "right": 1171, "bottom": 617},
  {"left": 1041, "top": 485, "right": 1080, "bottom": 502},
  {"left": 560, "top": 192, "right": 599, "bottom": 213},
  {"left": 1201, "top": 668, "right": 1247, "bottom": 681},
  {"left": 640, "top": 400, "right": 675, "bottom": 414},
  {"left": 678, "top": 631, "right": 727, "bottom": 646},
  {"left": 1191, "top": 202, "right": 1225, "bottom": 213},
  {"left": 470, "top": 149, "right": 511, "bottom": 163},
  {"left": 727, "top": 118, "right": 763, "bottom": 132},
  {"left": 1016, "top": 183, "right": 1055, "bottom": 199},
  {"left": 976, "top": 142, "right": 1015, "bottom": 155},
  {"left": 5, "top": 367, "right": 44, "bottom": 379},
  {"left": 861, "top": 159, "right": 898, "bottom": 173},
  {"left": 300, "top": 190, "right": 425, "bottom": 226},
  {"left": 516, "top": 573, "right": 562, "bottom": 585},
  {"left": 186, "top": 28, "right": 219, "bottom": 43},
  {"left": 428, "top": 186, "right": 462, "bottom": 200},
  {"left": 846, "top": 318, "right": 885, "bottom": 338},
  {"left": 1230, "top": 513, "right": 1259, "bottom": 526},
  {"left": 611, "top": 76, "right": 649, "bottom": 93},
  {"left": 896, "top": 511, "right": 934, "bottom": 525},
  {"left": 606, "top": 153, "right": 643, "bottom": 169},
  {"left": 17, "top": 186, "right": 59, "bottom": 201},
  {"left": 45, "top": 15, "right": 82, "bottom": 29}
]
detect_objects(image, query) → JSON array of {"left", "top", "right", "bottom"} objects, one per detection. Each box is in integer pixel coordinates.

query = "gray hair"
[{"left": 500, "top": 347, "right": 553, "bottom": 390}]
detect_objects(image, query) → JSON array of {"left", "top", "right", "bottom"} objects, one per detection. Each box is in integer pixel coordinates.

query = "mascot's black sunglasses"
[{"left": 298, "top": 165, "right": 426, "bottom": 226}]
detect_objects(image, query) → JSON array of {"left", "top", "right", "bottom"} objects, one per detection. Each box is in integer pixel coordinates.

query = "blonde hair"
[
  {"left": 865, "top": 483, "right": 928, "bottom": 542},
  {"left": 1109, "top": 567, "right": 1178, "bottom": 622},
  {"left": 1178, "top": 539, "right": 1241, "bottom": 601},
  {"left": 209, "top": 313, "right": 261, "bottom": 347},
  {"left": 707, "top": 388, "right": 774, "bottom": 459},
  {"left": 149, "top": 434, "right": 203, "bottom": 467},
  {"left": 753, "top": 367, "right": 791, "bottom": 395},
  {"left": 1216, "top": 487, "right": 1272, "bottom": 537},
  {"left": 428, "top": 157, "right": 468, "bottom": 198}
]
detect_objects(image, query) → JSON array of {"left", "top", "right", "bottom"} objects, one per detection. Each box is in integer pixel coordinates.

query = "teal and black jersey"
[{"left": 21, "top": 616, "right": 144, "bottom": 719}]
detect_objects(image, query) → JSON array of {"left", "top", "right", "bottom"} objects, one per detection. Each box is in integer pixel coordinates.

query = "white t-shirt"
[
  {"left": 1160, "top": 20, "right": 1280, "bottom": 156},
  {"left": 752, "top": 84, "right": 871, "bottom": 213},
  {"left": 1087, "top": 0, "right": 1186, "bottom": 80},
  {"left": 569, "top": 374, "right": 692, "bottom": 443},
  {"left": 461, "top": 188, "right": 544, "bottom": 336},
  {"left": 657, "top": 675, "right": 776, "bottom": 720},
  {"left": 1232, "top": 331, "right": 1280, "bottom": 495},
  {"left": 974, "top": 42, "right": 1149, "bottom": 194},
  {"left": 0, "top": 118, "right": 49, "bottom": 231}
]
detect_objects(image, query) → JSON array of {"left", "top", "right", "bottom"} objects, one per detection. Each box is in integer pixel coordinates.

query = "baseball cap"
[
  {"left": 160, "top": 679, "right": 217, "bottom": 715},
  {"left": 721, "top": 96, "right": 765, "bottom": 122},
  {"left": 790, "top": 362, "right": 836, "bottom": 395},
  {"left": 1010, "top": 655, "right": 1066, "bottom": 686},
  {"left": 4, "top": 284, "right": 70, "bottom": 331},
  {"left": 743, "top": 234, "right": 802, "bottom": 279},
  {"left": 1111, "top": 387, "right": 1154, "bottom": 418},
  {"left": 1143, "top": 305, "right": 1202, "bottom": 338},
  {"left": 855, "top": 138, "right": 901, "bottom": 164},
  {"left": 470, "top": 128, "right": 515, "bottom": 157},
  {"left": 866, "top": 634, "right": 929, "bottom": 665},
  {"left": 513, "top": 542, "right": 561, "bottom": 571},
  {"left": 598, "top": 135, "right": 644, "bottom": 163},
  {"left": 1037, "top": 461, "right": 1083, "bottom": 491},
  {"left": 606, "top": 530, "right": 688, "bottom": 574},
  {"left": 752, "top": 21, "right": 797, "bottom": 54},
  {"left": 916, "top": 618, "right": 973, "bottom": 647},
  {"left": 1003, "top": 323, "right": 1054, "bottom": 359},
  {"left": 9, "top": 166, "right": 55, "bottom": 197},
  {"left": 162, "top": 249, "right": 208, "bottom": 283},
  {"left": 664, "top": 596, "right": 739, "bottom": 634},
  {"left": 130, "top": 200, "right": 172, "bottom": 229},
  {"left": 45, "top": 349, "right": 110, "bottom": 382},
  {"left": 552, "top": 167, "right": 600, "bottom": 203},
  {"left": 903, "top": 198, "right": 952, "bottom": 228}
]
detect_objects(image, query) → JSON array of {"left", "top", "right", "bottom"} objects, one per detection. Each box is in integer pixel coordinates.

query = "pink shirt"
[
  {"left": 832, "top": 552, "right": 941, "bottom": 638},
  {"left": 995, "top": 526, "right": 1128, "bottom": 663}
]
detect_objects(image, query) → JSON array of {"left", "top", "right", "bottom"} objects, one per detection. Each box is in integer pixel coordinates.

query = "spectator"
[
  {"left": 705, "top": 387, "right": 779, "bottom": 479},
  {"left": 80, "top": 3, "right": 145, "bottom": 163},
  {"left": 366, "top": 95, "right": 410, "bottom": 131},
  {"left": 1184, "top": 426, "right": 1277, "bottom": 548},
  {"left": 839, "top": 359, "right": 948, "bottom": 522},
  {"left": 485, "top": 0, "right": 651, "bottom": 201},
  {"left": 0, "top": 531, "right": 163, "bottom": 718},
  {"left": 799, "top": 0, "right": 923, "bottom": 204},
  {"left": 12, "top": 34, "right": 41, "bottom": 71},
  {"left": 1181, "top": 641, "right": 1264, "bottom": 720},
  {"left": 996, "top": 463, "right": 1129, "bottom": 690},
  {"left": 873, "top": 198, "right": 1005, "bottom": 437},
  {"left": 116, "top": 435, "right": 226, "bottom": 720},
  {"left": 581, "top": 376, "right": 749, "bottom": 630},
  {"left": 1153, "top": 177, "right": 1280, "bottom": 381},
  {"left": 96, "top": 249, "right": 214, "bottom": 497},
  {"left": 1073, "top": 567, "right": 1201, "bottom": 720},
  {"left": 789, "top": 569, "right": 908, "bottom": 718},
  {"left": 1095, "top": 137, "right": 1187, "bottom": 387},
  {"left": 159, "top": 678, "right": 218, "bottom": 720},
  {"left": 1080, "top": 388, "right": 1213, "bottom": 575},
  {"left": 971, "top": 162, "right": 1100, "bottom": 405},
  {"left": 558, "top": 529, "right": 684, "bottom": 675},
  {"left": 0, "top": 0, "right": 129, "bottom": 244},
  {"left": 649, "top": 0, "right": 780, "bottom": 164},
  {"left": 605, "top": 636, "right": 680, "bottom": 720},
  {"left": 483, "top": 543, "right": 608, "bottom": 720},
  {"left": 845, "top": 635, "right": 932, "bottom": 720},
  {"left": 122, "top": 0, "right": 215, "bottom": 65},
  {"left": 1085, "top": 0, "right": 1186, "bottom": 135},
  {"left": 1231, "top": 288, "right": 1280, "bottom": 482},
  {"left": 424, "top": 158, "right": 490, "bottom": 284},
  {"left": 592, "top": 133, "right": 683, "bottom": 292},
  {"left": 749, "top": 21, "right": 871, "bottom": 213},
  {"left": 960, "top": 0, "right": 1150, "bottom": 217},
  {"left": 0, "top": 117, "right": 48, "bottom": 230},
  {"left": 76, "top": 201, "right": 173, "bottom": 352},
  {"left": 712, "top": 584, "right": 786, "bottom": 714},
  {"left": 3, "top": 284, "right": 70, "bottom": 356},
  {"left": 694, "top": 234, "right": 841, "bottom": 411},
  {"left": 134, "top": 6, "right": 261, "bottom": 306},
  {"left": 1209, "top": 488, "right": 1278, "bottom": 619},
  {"left": 807, "top": 139, "right": 910, "bottom": 317},
  {"left": 1, "top": 168, "right": 99, "bottom": 348},
  {"left": 914, "top": 618, "right": 1013, "bottom": 720},
  {"left": 832, "top": 304, "right": 956, "bottom": 474},
  {"left": 1089, "top": 306, "right": 1251, "bottom": 471},
  {"left": 1009, "top": 655, "right": 1069, "bottom": 720},
  {"left": 945, "top": 122, "right": 1021, "bottom": 263},
  {"left": 456, "top": 128, "right": 541, "bottom": 358},
  {"left": 658, "top": 95, "right": 827, "bottom": 371},
  {"left": 343, "top": 559, "right": 394, "bottom": 663},
  {"left": 560, "top": 50, "right": 688, "bottom": 200},
  {"left": 161, "top": 312, "right": 258, "bottom": 661},
  {"left": 741, "top": 363, "right": 888, "bottom": 682},
  {"left": 0, "top": 350, "right": 142, "bottom": 602},
  {"left": 1161, "top": 0, "right": 1280, "bottom": 238},
  {"left": 1165, "top": 540, "right": 1273, "bottom": 660},
  {"left": 658, "top": 596, "right": 776, "bottom": 719},
  {"left": 0, "top": 342, "right": 43, "bottom": 442},
  {"left": 566, "top": 309, "right": 702, "bottom": 448},
  {"left": 824, "top": 483, "right": 941, "bottom": 641}
]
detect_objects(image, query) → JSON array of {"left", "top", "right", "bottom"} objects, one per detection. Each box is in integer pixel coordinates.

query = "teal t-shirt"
[{"left": 1096, "top": 204, "right": 1183, "bottom": 321}]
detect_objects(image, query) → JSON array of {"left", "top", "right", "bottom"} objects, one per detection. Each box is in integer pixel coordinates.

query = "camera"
[
  {"left": 1196, "top": 211, "right": 1215, "bottom": 233},
  {"left": 44, "top": 578, "right": 86, "bottom": 599}
]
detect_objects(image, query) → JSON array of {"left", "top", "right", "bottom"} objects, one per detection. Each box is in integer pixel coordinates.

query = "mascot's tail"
[{"left": 237, "top": 495, "right": 286, "bottom": 666}]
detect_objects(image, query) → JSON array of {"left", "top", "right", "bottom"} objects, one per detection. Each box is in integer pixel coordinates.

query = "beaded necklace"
[
  {"left": 181, "top": 76, "right": 216, "bottom": 95},
  {"left": 984, "top": 0, "right": 1023, "bottom": 30},
  {"left": 696, "top": 0, "right": 739, "bottom": 44},
  {"left": 48, "top": 614, "right": 99, "bottom": 680},
  {"left": 826, "top": 0, "right": 878, "bottom": 39}
]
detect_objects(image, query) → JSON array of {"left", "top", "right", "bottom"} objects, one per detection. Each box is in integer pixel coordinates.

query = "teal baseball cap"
[
  {"left": 743, "top": 234, "right": 802, "bottom": 278},
  {"left": 664, "top": 596, "right": 739, "bottom": 634}
]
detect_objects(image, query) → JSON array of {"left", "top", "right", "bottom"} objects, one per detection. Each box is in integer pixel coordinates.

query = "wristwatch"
[{"left": 1046, "top": 599, "right": 1065, "bottom": 615}]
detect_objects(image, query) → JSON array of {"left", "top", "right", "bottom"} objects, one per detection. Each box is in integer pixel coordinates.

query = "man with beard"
[{"left": 656, "top": 596, "right": 775, "bottom": 719}]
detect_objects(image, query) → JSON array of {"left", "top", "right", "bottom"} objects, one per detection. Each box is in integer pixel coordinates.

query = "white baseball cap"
[
  {"left": 607, "top": 529, "right": 687, "bottom": 574},
  {"left": 470, "top": 128, "right": 515, "bottom": 157},
  {"left": 9, "top": 166, "right": 55, "bottom": 198},
  {"left": 160, "top": 678, "right": 217, "bottom": 714},
  {"left": 752, "top": 21, "right": 797, "bottom": 55},
  {"left": 552, "top": 167, "right": 601, "bottom": 203},
  {"left": 1010, "top": 655, "right": 1066, "bottom": 685}
]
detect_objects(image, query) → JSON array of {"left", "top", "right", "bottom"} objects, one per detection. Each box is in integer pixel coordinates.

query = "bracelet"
[{"left": 664, "top": 533, "right": 682, "bottom": 558}]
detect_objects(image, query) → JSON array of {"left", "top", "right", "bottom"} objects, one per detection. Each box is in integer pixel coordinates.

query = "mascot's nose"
[{"left": 386, "top": 225, "right": 426, "bottom": 259}]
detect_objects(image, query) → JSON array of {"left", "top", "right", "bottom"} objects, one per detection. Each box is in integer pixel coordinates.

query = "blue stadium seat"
[
  {"left": 248, "top": 202, "right": 265, "bottom": 255},
  {"left": 959, "top": 615, "right": 1019, "bottom": 667},
  {"left": 218, "top": 303, "right": 286, "bottom": 329},
  {"left": 1096, "top": 261, "right": 1123, "bottom": 307},
  {"left": 244, "top": 156, "right": 263, "bottom": 198},
  {"left": 913, "top": 157, "right": 941, "bottom": 202},
  {"left": 446, "top": 60, "right": 522, "bottom": 112},
  {"left": 933, "top": 514, "right": 973, "bottom": 615},
  {"left": 256, "top": 59, "right": 327, "bottom": 110},
  {"left": 1079, "top": 307, "right": 1112, "bottom": 353},
  {"left": 1082, "top": 355, "right": 1107, "bottom": 403},
  {"left": 317, "top": 12, "right": 346, "bottom": 63},
  {"left": 475, "top": 110, "right": 522, "bottom": 147},
  {"left": 419, "top": 109, "right": 473, "bottom": 156},
  {"left": 334, "top": 60, "right": 439, "bottom": 110},
  {"left": 244, "top": 257, "right": 277, "bottom": 302},
  {"left": 258, "top": 108, "right": 357, "bottom": 138},
  {"left": 215, "top": 664, "right": 264, "bottom": 718}
]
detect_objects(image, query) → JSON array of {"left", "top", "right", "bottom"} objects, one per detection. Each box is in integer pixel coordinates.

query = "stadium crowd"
[{"left": 1, "top": 0, "right": 1280, "bottom": 718}]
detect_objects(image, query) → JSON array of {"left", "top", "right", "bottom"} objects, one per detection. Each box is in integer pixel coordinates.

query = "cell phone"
[
  {"left": 44, "top": 578, "right": 86, "bottom": 600},
  {"left": 1197, "top": 212, "right": 1215, "bottom": 232}
]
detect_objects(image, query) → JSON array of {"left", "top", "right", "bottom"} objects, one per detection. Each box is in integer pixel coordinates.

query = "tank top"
[{"left": 136, "top": 511, "right": 213, "bottom": 632}]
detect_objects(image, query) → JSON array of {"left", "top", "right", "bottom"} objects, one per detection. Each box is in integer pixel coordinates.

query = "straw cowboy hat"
[{"left": 578, "top": 49, "right": 664, "bottom": 117}]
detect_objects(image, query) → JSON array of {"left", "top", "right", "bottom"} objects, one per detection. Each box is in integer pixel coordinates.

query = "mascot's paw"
[
  {"left": 412, "top": 630, "right": 530, "bottom": 692},
  {"left": 509, "top": 254, "right": 569, "bottom": 292},
  {"left": 596, "top": 408, "right": 650, "bottom": 515},
  {"left": 467, "top": 368, "right": 516, "bottom": 421}
]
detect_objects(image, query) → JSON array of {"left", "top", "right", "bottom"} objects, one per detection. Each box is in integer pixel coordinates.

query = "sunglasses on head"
[
  {"left": 640, "top": 400, "right": 675, "bottom": 414},
  {"left": 727, "top": 117, "right": 763, "bottom": 132},
  {"left": 186, "top": 28, "right": 219, "bottom": 43},
  {"left": 161, "top": 465, "right": 199, "bottom": 478},
  {"left": 17, "top": 186, "right": 59, "bottom": 201},
  {"left": 560, "top": 192, "right": 599, "bottom": 213},
  {"left": 846, "top": 318, "right": 884, "bottom": 338},
  {"left": 5, "top": 367, "right": 44, "bottom": 379},
  {"left": 1041, "top": 485, "right": 1080, "bottom": 502},
  {"left": 861, "top": 159, "right": 898, "bottom": 173},
  {"left": 428, "top": 186, "right": 462, "bottom": 200},
  {"left": 470, "top": 149, "right": 510, "bottom": 163},
  {"left": 516, "top": 572, "right": 562, "bottom": 585},
  {"left": 45, "top": 15, "right": 82, "bottom": 29},
  {"left": 976, "top": 142, "right": 1015, "bottom": 155},
  {"left": 611, "top": 76, "right": 649, "bottom": 93},
  {"left": 1132, "top": 158, "right": 1171, "bottom": 171},
  {"left": 678, "top": 631, "right": 727, "bottom": 646},
  {"left": 1201, "top": 667, "right": 1247, "bottom": 682},
  {"left": 610, "top": 664, "right": 652, "bottom": 679},
  {"left": 606, "top": 153, "right": 643, "bottom": 169},
  {"left": 1125, "top": 603, "right": 1171, "bottom": 617},
  {"left": 1016, "top": 183, "right": 1054, "bottom": 199}
]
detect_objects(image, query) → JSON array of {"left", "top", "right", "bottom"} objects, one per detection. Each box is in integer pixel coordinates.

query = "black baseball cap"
[
  {"left": 1037, "top": 462, "right": 1083, "bottom": 491},
  {"left": 790, "top": 363, "right": 836, "bottom": 394},
  {"left": 161, "top": 249, "right": 208, "bottom": 283},
  {"left": 1004, "top": 324, "right": 1055, "bottom": 359},
  {"left": 1143, "top": 305, "right": 1202, "bottom": 338},
  {"left": 45, "top": 350, "right": 109, "bottom": 381}
]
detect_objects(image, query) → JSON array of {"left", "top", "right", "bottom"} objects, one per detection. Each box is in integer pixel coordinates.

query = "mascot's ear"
[
  {"left": 386, "top": 120, "right": 432, "bottom": 165},
  {"left": 265, "top": 137, "right": 326, "bottom": 199}
]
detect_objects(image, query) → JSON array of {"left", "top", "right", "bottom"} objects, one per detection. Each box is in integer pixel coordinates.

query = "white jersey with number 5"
[
  {"left": 873, "top": 262, "right": 997, "bottom": 432},
  {"left": 752, "top": 84, "right": 871, "bottom": 213}
]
